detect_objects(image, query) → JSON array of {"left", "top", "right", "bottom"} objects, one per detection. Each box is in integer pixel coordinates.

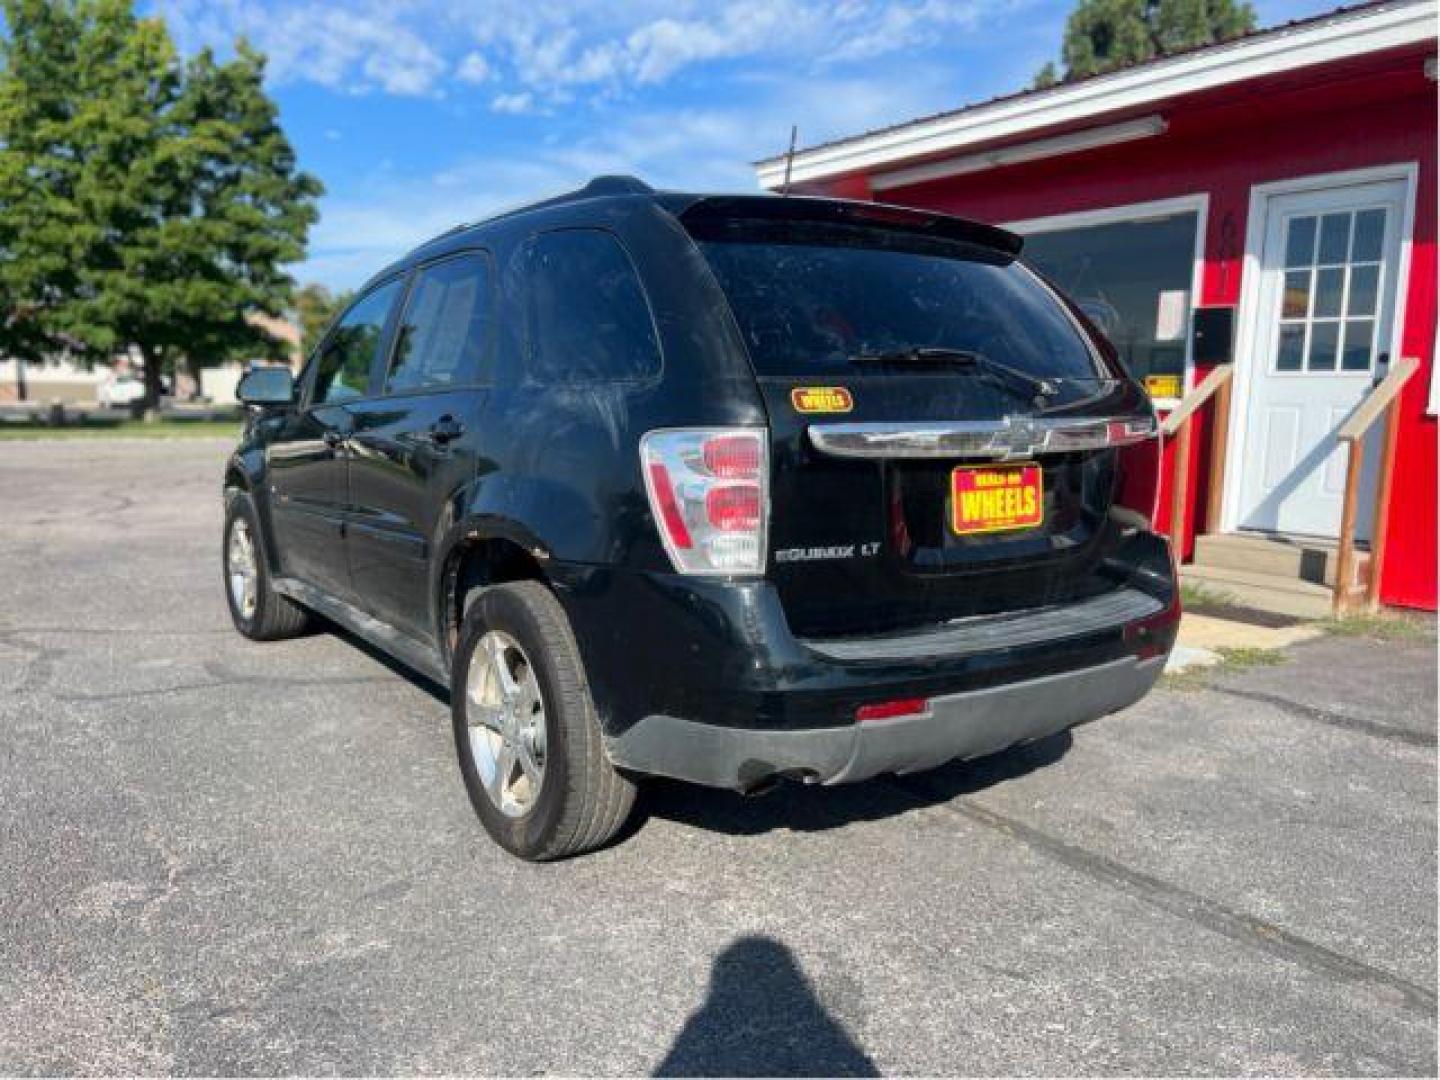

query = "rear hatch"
[{"left": 682, "top": 198, "right": 1158, "bottom": 639}]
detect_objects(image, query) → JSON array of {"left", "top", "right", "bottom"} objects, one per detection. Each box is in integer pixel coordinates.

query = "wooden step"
[
  {"left": 1192, "top": 532, "right": 1368, "bottom": 590},
  {"left": 1182, "top": 564, "right": 1335, "bottom": 620}
]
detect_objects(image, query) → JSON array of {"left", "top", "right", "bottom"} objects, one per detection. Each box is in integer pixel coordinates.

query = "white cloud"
[
  {"left": 159, "top": 0, "right": 1024, "bottom": 101},
  {"left": 456, "top": 51, "right": 492, "bottom": 84},
  {"left": 489, "top": 91, "right": 536, "bottom": 115},
  {"left": 296, "top": 65, "right": 962, "bottom": 289}
]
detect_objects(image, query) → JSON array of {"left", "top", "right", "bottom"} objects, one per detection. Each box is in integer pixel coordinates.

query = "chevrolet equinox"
[{"left": 222, "top": 176, "right": 1179, "bottom": 860}]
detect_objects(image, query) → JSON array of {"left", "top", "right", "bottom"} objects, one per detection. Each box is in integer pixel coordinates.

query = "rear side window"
[
  {"left": 313, "top": 280, "right": 402, "bottom": 404},
  {"left": 691, "top": 223, "right": 1105, "bottom": 381},
  {"left": 386, "top": 252, "right": 494, "bottom": 394},
  {"left": 524, "top": 230, "right": 660, "bottom": 384}
]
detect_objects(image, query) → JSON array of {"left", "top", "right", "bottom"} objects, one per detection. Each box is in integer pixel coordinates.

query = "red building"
[{"left": 758, "top": 0, "right": 1437, "bottom": 612}]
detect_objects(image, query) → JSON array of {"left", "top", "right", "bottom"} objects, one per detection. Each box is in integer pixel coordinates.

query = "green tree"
[
  {"left": 0, "top": 0, "right": 92, "bottom": 398},
  {"left": 295, "top": 282, "right": 353, "bottom": 358},
  {"left": 1033, "top": 0, "right": 1257, "bottom": 86},
  {"left": 0, "top": 0, "right": 321, "bottom": 412}
]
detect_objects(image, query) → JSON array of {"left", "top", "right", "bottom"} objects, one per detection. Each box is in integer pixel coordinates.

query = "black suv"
[{"left": 223, "top": 176, "right": 1178, "bottom": 860}]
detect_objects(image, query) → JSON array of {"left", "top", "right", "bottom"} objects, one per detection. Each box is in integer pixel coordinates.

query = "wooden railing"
[
  {"left": 1332, "top": 356, "right": 1420, "bottom": 613},
  {"left": 1159, "top": 364, "right": 1234, "bottom": 553}
]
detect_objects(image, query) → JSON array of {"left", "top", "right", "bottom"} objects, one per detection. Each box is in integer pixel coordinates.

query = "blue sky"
[{"left": 153, "top": 0, "right": 1339, "bottom": 291}]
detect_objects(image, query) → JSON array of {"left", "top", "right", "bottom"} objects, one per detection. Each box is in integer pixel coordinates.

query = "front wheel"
[
  {"left": 452, "top": 581, "right": 635, "bottom": 860},
  {"left": 222, "top": 489, "right": 310, "bottom": 641}
]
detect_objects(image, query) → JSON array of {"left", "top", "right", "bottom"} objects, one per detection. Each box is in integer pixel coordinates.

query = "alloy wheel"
[{"left": 466, "top": 631, "right": 547, "bottom": 818}]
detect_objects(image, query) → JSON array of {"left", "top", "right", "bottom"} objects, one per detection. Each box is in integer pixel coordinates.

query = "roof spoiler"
[{"left": 677, "top": 194, "right": 1022, "bottom": 256}]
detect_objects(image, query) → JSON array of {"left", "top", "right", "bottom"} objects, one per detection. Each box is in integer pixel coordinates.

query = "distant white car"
[{"left": 98, "top": 374, "right": 146, "bottom": 407}]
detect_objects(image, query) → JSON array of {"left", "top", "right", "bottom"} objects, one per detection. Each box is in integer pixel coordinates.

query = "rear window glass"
[
  {"left": 692, "top": 223, "right": 1105, "bottom": 380},
  {"left": 524, "top": 229, "right": 661, "bottom": 384}
]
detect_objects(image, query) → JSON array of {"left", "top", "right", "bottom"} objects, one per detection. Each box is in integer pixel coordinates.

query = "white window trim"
[
  {"left": 1220, "top": 162, "right": 1420, "bottom": 534},
  {"left": 1003, "top": 193, "right": 1209, "bottom": 410},
  {"left": 1428, "top": 310, "right": 1439, "bottom": 417}
]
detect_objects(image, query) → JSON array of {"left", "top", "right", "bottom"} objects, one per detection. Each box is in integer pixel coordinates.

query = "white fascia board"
[
  {"left": 756, "top": 1, "right": 1435, "bottom": 190},
  {"left": 870, "top": 116, "right": 1165, "bottom": 190}
]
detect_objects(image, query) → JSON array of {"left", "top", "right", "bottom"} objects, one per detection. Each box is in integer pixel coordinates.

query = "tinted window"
[
  {"left": 526, "top": 230, "right": 660, "bottom": 383},
  {"left": 1021, "top": 211, "right": 1198, "bottom": 395},
  {"left": 693, "top": 223, "right": 1103, "bottom": 380},
  {"left": 313, "top": 280, "right": 401, "bottom": 404},
  {"left": 386, "top": 253, "right": 493, "bottom": 393}
]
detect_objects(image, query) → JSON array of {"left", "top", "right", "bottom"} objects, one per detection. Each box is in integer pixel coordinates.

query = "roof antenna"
[{"left": 780, "top": 124, "right": 798, "bottom": 195}]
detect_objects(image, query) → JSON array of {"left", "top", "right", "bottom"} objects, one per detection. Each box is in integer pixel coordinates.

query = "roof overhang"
[{"left": 756, "top": 0, "right": 1437, "bottom": 190}]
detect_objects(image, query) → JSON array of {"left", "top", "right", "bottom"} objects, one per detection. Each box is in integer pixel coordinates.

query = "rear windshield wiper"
[{"left": 847, "top": 346, "right": 1061, "bottom": 401}]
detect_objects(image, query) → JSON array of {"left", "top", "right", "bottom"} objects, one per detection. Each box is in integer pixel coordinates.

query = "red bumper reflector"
[{"left": 856, "top": 697, "right": 929, "bottom": 722}]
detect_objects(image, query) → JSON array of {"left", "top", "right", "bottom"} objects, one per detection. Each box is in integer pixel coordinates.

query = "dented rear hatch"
[{"left": 681, "top": 198, "right": 1158, "bottom": 639}]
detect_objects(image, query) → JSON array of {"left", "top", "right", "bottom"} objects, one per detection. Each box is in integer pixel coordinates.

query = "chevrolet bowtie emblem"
[{"left": 986, "top": 417, "right": 1047, "bottom": 459}]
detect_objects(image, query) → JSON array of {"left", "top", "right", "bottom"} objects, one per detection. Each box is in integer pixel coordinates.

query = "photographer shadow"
[{"left": 655, "top": 935, "right": 878, "bottom": 1077}]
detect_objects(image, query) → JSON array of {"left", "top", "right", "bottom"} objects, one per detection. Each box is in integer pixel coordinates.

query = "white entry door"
[{"left": 1234, "top": 179, "right": 1408, "bottom": 539}]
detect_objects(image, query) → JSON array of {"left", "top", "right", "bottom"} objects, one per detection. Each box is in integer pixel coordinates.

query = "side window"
[
  {"left": 525, "top": 230, "right": 661, "bottom": 384},
  {"left": 386, "top": 252, "right": 493, "bottom": 394},
  {"left": 312, "top": 279, "right": 402, "bottom": 405}
]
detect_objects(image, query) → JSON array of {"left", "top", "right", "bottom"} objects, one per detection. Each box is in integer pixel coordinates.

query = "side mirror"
[{"left": 237, "top": 366, "right": 295, "bottom": 408}]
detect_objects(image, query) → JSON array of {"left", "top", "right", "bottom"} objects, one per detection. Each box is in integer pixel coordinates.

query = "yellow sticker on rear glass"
[{"left": 791, "top": 386, "right": 853, "bottom": 414}]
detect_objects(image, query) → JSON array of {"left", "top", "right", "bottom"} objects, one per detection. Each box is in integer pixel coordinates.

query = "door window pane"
[
  {"left": 1317, "top": 213, "right": 1350, "bottom": 264},
  {"left": 386, "top": 253, "right": 493, "bottom": 393},
  {"left": 1307, "top": 322, "right": 1338, "bottom": 371},
  {"left": 1276, "top": 325, "right": 1304, "bottom": 371},
  {"left": 1348, "top": 264, "right": 1379, "bottom": 317},
  {"left": 525, "top": 230, "right": 661, "bottom": 383},
  {"left": 1313, "top": 267, "right": 1343, "bottom": 318},
  {"left": 1282, "top": 270, "right": 1311, "bottom": 318},
  {"left": 1352, "top": 209, "right": 1386, "bottom": 262},
  {"left": 1341, "top": 320, "right": 1375, "bottom": 371},
  {"left": 314, "top": 280, "right": 402, "bottom": 404},
  {"left": 1019, "top": 210, "right": 1198, "bottom": 390},
  {"left": 1285, "top": 216, "right": 1316, "bottom": 267}
]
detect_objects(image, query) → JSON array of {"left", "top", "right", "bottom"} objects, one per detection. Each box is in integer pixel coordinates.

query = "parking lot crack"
[
  {"left": 1208, "top": 686, "right": 1436, "bottom": 749},
  {"left": 893, "top": 779, "right": 1437, "bottom": 1019}
]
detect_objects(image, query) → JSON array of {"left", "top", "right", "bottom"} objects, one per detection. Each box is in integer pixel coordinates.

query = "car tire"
[
  {"left": 222, "top": 488, "right": 311, "bottom": 641},
  {"left": 452, "top": 580, "right": 636, "bottom": 861}
]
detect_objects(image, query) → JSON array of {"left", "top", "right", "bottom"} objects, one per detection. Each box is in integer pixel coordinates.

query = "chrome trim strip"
[{"left": 807, "top": 415, "right": 1157, "bottom": 460}]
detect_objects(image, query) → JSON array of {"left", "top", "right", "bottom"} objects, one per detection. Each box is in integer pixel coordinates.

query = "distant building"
[{"left": 1, "top": 312, "right": 303, "bottom": 406}]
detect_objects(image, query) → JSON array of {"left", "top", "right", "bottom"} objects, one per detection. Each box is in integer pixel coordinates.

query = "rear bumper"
[
  {"left": 551, "top": 532, "right": 1178, "bottom": 790},
  {"left": 605, "top": 654, "right": 1165, "bottom": 789}
]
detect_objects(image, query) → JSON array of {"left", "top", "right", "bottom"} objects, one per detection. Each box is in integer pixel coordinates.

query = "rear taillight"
[
  {"left": 1113, "top": 427, "right": 1163, "bottom": 530},
  {"left": 640, "top": 428, "right": 768, "bottom": 575}
]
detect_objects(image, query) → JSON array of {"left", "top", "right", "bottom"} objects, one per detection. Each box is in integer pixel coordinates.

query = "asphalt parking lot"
[{"left": 1, "top": 438, "right": 1435, "bottom": 1076}]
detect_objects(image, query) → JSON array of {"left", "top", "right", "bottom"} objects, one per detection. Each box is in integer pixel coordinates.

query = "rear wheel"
[
  {"left": 452, "top": 581, "right": 635, "bottom": 860},
  {"left": 223, "top": 489, "right": 310, "bottom": 641}
]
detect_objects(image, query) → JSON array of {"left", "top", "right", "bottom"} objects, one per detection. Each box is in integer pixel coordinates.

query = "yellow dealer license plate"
[{"left": 951, "top": 463, "right": 1044, "bottom": 535}]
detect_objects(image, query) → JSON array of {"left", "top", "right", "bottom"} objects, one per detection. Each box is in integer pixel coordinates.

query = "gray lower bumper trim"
[{"left": 606, "top": 655, "right": 1165, "bottom": 790}]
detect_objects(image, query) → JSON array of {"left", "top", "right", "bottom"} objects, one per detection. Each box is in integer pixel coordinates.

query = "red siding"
[{"left": 820, "top": 48, "right": 1437, "bottom": 608}]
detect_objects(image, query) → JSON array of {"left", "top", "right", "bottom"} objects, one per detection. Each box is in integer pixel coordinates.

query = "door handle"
[{"left": 427, "top": 416, "right": 465, "bottom": 445}]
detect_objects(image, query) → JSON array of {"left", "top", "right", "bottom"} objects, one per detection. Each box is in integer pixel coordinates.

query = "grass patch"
[
  {"left": 1320, "top": 611, "right": 1435, "bottom": 643},
  {"left": 1180, "top": 580, "right": 1237, "bottom": 612},
  {"left": 0, "top": 419, "right": 241, "bottom": 440},
  {"left": 1162, "top": 645, "right": 1286, "bottom": 691}
]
